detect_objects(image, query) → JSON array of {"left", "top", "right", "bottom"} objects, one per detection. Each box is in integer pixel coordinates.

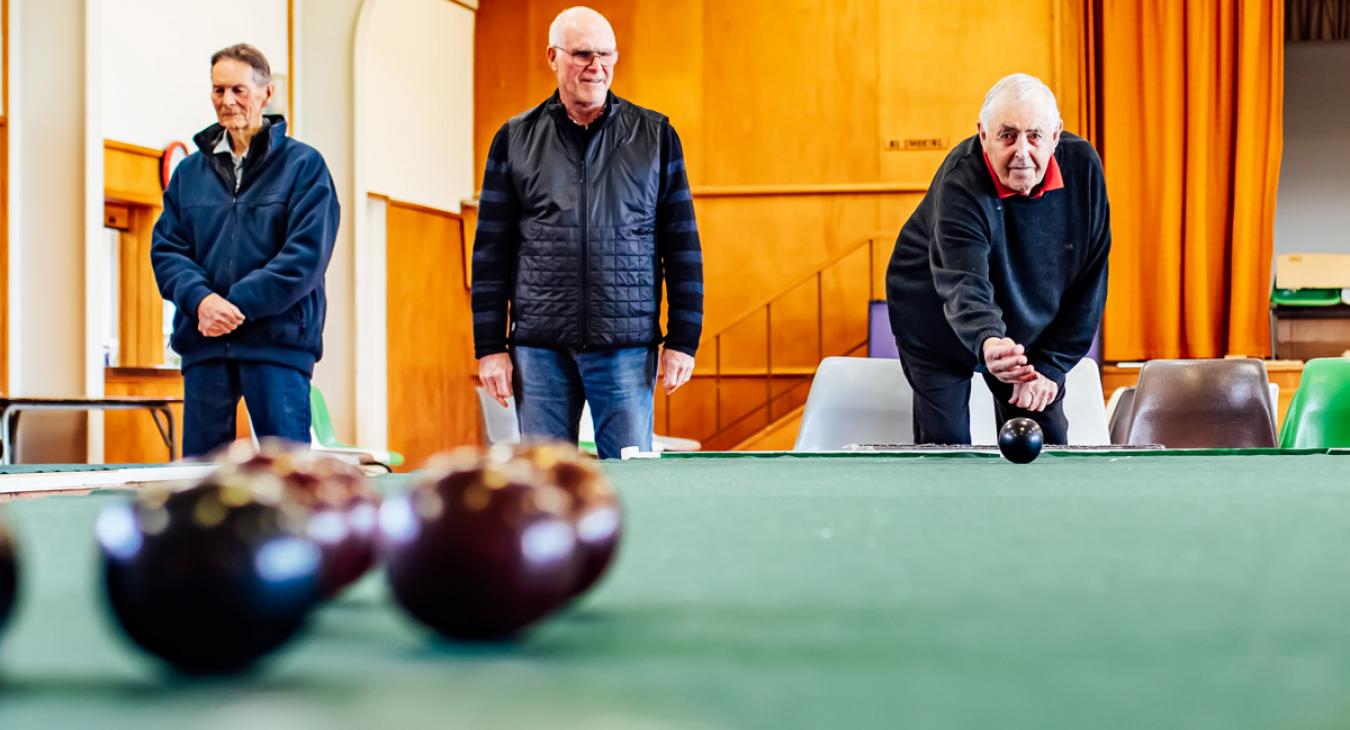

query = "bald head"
[
  {"left": 549, "top": 6, "right": 615, "bottom": 49},
  {"left": 547, "top": 6, "right": 618, "bottom": 121}
]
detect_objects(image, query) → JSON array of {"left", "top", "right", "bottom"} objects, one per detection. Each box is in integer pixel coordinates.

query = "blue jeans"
[
  {"left": 182, "top": 360, "right": 312, "bottom": 458},
  {"left": 512, "top": 345, "right": 657, "bottom": 459}
]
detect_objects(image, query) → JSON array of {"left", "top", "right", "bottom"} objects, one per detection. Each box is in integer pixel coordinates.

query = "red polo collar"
[{"left": 982, "top": 151, "right": 1064, "bottom": 199}]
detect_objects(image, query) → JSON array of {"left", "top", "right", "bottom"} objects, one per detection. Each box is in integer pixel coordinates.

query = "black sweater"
[{"left": 885, "top": 133, "right": 1110, "bottom": 384}]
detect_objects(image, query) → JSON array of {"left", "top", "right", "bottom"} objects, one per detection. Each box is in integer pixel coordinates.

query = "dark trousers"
[
  {"left": 182, "top": 360, "right": 312, "bottom": 458},
  {"left": 898, "top": 352, "right": 1068, "bottom": 445}
]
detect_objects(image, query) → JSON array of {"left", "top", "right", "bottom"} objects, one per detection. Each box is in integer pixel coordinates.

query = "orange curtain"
[{"left": 1088, "top": 0, "right": 1283, "bottom": 360}]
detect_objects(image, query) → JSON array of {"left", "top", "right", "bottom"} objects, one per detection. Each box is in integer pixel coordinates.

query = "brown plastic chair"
[
  {"left": 1124, "top": 359, "right": 1277, "bottom": 448},
  {"left": 1107, "top": 387, "right": 1136, "bottom": 445}
]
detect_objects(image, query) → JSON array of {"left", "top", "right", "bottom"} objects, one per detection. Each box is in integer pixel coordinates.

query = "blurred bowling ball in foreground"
[
  {"left": 213, "top": 439, "right": 381, "bottom": 597},
  {"left": 380, "top": 449, "right": 579, "bottom": 640},
  {"left": 0, "top": 511, "right": 17, "bottom": 640},
  {"left": 98, "top": 477, "right": 322, "bottom": 675},
  {"left": 510, "top": 443, "right": 622, "bottom": 597}
]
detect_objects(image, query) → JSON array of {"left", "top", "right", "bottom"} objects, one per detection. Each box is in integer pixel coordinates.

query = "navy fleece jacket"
[{"left": 151, "top": 116, "right": 339, "bottom": 374}]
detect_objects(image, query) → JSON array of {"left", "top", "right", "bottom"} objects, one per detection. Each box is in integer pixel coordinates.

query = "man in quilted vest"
[{"left": 471, "top": 6, "right": 704, "bottom": 458}]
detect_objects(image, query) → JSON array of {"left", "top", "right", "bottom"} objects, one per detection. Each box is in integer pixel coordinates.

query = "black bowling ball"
[
  {"left": 998, "top": 417, "right": 1044, "bottom": 464},
  {"left": 98, "top": 478, "right": 322, "bottom": 675}
]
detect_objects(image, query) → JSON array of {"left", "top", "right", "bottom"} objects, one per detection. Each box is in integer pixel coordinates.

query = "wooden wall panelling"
[
  {"left": 460, "top": 200, "right": 479, "bottom": 290},
  {"left": 104, "top": 368, "right": 183, "bottom": 464},
  {"left": 700, "top": 0, "right": 880, "bottom": 187},
  {"left": 103, "top": 140, "right": 167, "bottom": 369},
  {"left": 625, "top": 0, "right": 704, "bottom": 183},
  {"left": 474, "top": 0, "right": 539, "bottom": 181},
  {"left": 104, "top": 141, "right": 165, "bottom": 207},
  {"left": 1, "top": 0, "right": 9, "bottom": 394},
  {"left": 386, "top": 200, "right": 480, "bottom": 470},
  {"left": 117, "top": 206, "right": 164, "bottom": 367},
  {"left": 1056, "top": 0, "right": 1088, "bottom": 136},
  {"left": 693, "top": 193, "right": 894, "bottom": 340},
  {"left": 877, "top": 0, "right": 1060, "bottom": 183},
  {"left": 0, "top": 120, "right": 8, "bottom": 394}
]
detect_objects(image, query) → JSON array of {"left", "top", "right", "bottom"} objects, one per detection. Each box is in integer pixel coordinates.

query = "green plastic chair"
[
  {"left": 1279, "top": 358, "right": 1350, "bottom": 448},
  {"left": 310, "top": 385, "right": 405, "bottom": 467}
]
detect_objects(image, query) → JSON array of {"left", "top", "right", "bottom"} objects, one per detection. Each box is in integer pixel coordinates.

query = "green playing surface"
[{"left": 4, "top": 453, "right": 1350, "bottom": 729}]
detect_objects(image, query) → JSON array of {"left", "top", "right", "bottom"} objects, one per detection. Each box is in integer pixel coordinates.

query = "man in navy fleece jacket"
[{"left": 151, "top": 44, "right": 339, "bottom": 457}]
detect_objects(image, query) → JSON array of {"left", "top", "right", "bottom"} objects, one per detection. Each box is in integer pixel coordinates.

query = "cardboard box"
[
  {"left": 1275, "top": 254, "right": 1350, "bottom": 290},
  {"left": 1274, "top": 318, "right": 1350, "bottom": 359}
]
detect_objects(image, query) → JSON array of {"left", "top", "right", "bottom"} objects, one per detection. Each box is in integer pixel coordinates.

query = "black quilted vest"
[{"left": 506, "top": 93, "right": 664, "bottom": 350}]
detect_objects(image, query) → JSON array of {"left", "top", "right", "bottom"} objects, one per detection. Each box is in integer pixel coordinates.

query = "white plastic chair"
[
  {"left": 475, "top": 387, "right": 521, "bottom": 445},
  {"left": 1268, "top": 382, "right": 1280, "bottom": 430},
  {"left": 794, "top": 357, "right": 913, "bottom": 450}
]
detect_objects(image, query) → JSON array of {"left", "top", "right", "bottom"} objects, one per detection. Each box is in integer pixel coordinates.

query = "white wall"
[
  {"left": 353, "top": 0, "right": 476, "bottom": 453},
  {"left": 9, "top": 0, "right": 89, "bottom": 461},
  {"left": 1274, "top": 43, "right": 1350, "bottom": 254},
  {"left": 296, "top": 0, "right": 363, "bottom": 444},
  {"left": 99, "top": 0, "right": 288, "bottom": 148},
  {"left": 360, "top": 0, "right": 475, "bottom": 213}
]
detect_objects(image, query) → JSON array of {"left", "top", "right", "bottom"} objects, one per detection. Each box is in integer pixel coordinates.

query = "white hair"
[
  {"left": 548, "top": 6, "right": 613, "bottom": 48},
  {"left": 978, "top": 73, "right": 1061, "bottom": 130}
]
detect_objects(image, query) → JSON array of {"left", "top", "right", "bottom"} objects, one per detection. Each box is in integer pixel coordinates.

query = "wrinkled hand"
[
  {"left": 1009, "top": 373, "right": 1059, "bottom": 412},
  {"left": 660, "top": 348, "right": 695, "bottom": 395},
  {"left": 982, "top": 337, "right": 1037, "bottom": 384},
  {"left": 478, "top": 353, "right": 514, "bottom": 408},
  {"left": 197, "top": 293, "right": 245, "bottom": 337}
]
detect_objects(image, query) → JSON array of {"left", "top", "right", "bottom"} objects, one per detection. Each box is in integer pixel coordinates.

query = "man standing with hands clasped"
[{"left": 152, "top": 44, "right": 339, "bottom": 457}]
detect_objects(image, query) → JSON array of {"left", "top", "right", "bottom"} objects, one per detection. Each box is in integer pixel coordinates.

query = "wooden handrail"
[
  {"left": 665, "top": 232, "right": 890, "bottom": 445},
  {"left": 692, "top": 182, "right": 928, "bottom": 198},
  {"left": 711, "top": 233, "right": 891, "bottom": 336}
]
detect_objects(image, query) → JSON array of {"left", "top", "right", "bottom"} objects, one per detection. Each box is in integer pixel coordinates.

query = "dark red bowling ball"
[
  {"left": 998, "top": 417, "right": 1044, "bottom": 464},
  {"left": 381, "top": 451, "right": 579, "bottom": 640},
  {"left": 0, "top": 512, "right": 17, "bottom": 639},
  {"left": 213, "top": 440, "right": 381, "bottom": 598},
  {"left": 98, "top": 477, "right": 322, "bottom": 675},
  {"left": 511, "top": 443, "right": 622, "bottom": 598}
]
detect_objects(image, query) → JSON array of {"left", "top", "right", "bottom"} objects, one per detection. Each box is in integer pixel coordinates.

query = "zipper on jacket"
[
  {"left": 230, "top": 189, "right": 238, "bottom": 312},
  {"left": 579, "top": 154, "right": 590, "bottom": 349}
]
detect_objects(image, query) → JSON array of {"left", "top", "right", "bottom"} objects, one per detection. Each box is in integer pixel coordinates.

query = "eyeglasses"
[{"left": 552, "top": 46, "right": 619, "bottom": 68}]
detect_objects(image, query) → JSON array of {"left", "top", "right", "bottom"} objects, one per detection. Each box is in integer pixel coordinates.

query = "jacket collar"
[
  {"left": 545, "top": 90, "right": 620, "bottom": 131},
  {"left": 193, "top": 115, "right": 287, "bottom": 194},
  {"left": 193, "top": 114, "right": 287, "bottom": 160},
  {"left": 982, "top": 149, "right": 1064, "bottom": 200}
]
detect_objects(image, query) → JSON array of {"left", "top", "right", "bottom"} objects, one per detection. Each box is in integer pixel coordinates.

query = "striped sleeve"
[
  {"left": 657, "top": 123, "right": 704, "bottom": 357},
  {"left": 470, "top": 124, "right": 519, "bottom": 359}
]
